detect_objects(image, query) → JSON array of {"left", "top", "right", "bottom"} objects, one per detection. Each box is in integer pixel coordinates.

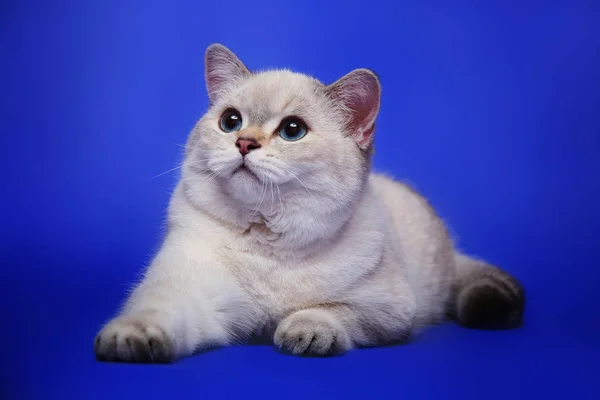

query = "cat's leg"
[
  {"left": 451, "top": 253, "right": 525, "bottom": 329},
  {"left": 274, "top": 300, "right": 415, "bottom": 356},
  {"left": 94, "top": 233, "right": 261, "bottom": 363}
]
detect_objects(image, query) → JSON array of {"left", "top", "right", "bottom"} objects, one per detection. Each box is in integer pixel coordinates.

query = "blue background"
[{"left": 2, "top": 0, "right": 599, "bottom": 398}]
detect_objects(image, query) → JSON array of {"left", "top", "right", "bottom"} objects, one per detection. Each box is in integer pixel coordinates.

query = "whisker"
[
  {"left": 150, "top": 165, "right": 183, "bottom": 180},
  {"left": 249, "top": 183, "right": 262, "bottom": 219},
  {"left": 276, "top": 184, "right": 284, "bottom": 216},
  {"left": 250, "top": 180, "right": 267, "bottom": 219},
  {"left": 255, "top": 163, "right": 285, "bottom": 181},
  {"left": 270, "top": 180, "right": 275, "bottom": 215},
  {"left": 280, "top": 166, "right": 318, "bottom": 203},
  {"left": 149, "top": 159, "right": 212, "bottom": 180},
  {"left": 204, "top": 171, "right": 220, "bottom": 184}
]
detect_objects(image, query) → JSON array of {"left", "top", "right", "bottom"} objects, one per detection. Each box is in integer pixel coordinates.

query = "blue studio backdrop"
[{"left": 1, "top": 0, "right": 599, "bottom": 399}]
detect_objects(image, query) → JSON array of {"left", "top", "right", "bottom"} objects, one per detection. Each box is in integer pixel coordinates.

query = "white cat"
[{"left": 94, "top": 44, "right": 525, "bottom": 362}]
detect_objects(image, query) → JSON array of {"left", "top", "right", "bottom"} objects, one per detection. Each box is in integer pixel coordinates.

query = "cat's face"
[{"left": 183, "top": 44, "right": 381, "bottom": 216}]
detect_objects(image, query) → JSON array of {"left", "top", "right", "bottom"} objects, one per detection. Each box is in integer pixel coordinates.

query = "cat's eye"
[
  {"left": 219, "top": 109, "right": 243, "bottom": 133},
  {"left": 278, "top": 118, "right": 307, "bottom": 141}
]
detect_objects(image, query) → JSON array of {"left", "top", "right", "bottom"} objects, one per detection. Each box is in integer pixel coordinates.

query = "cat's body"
[{"left": 95, "top": 44, "right": 524, "bottom": 362}]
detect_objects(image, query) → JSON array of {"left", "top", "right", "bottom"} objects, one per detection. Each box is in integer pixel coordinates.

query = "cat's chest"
[
  {"left": 216, "top": 239, "right": 352, "bottom": 316},
  {"left": 215, "top": 234, "right": 383, "bottom": 321},
  {"left": 219, "top": 246, "right": 316, "bottom": 312}
]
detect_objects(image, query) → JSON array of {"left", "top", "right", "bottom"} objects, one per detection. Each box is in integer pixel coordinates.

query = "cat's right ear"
[
  {"left": 326, "top": 69, "right": 381, "bottom": 150},
  {"left": 204, "top": 43, "right": 251, "bottom": 104}
]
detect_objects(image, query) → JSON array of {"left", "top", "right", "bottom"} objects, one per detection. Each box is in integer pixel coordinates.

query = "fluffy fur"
[{"left": 94, "top": 44, "right": 525, "bottom": 362}]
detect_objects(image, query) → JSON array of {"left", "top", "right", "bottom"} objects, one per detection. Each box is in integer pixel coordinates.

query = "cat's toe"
[
  {"left": 274, "top": 310, "right": 351, "bottom": 356},
  {"left": 94, "top": 315, "right": 175, "bottom": 363}
]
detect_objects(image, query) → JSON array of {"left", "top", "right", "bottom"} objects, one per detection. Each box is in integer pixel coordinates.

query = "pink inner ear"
[
  {"left": 357, "top": 124, "right": 375, "bottom": 147},
  {"left": 204, "top": 44, "right": 250, "bottom": 103},
  {"left": 328, "top": 69, "right": 380, "bottom": 148},
  {"left": 206, "top": 72, "right": 237, "bottom": 103}
]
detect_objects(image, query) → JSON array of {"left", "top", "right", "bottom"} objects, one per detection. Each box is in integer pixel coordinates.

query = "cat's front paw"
[
  {"left": 94, "top": 313, "right": 176, "bottom": 364},
  {"left": 274, "top": 309, "right": 351, "bottom": 356}
]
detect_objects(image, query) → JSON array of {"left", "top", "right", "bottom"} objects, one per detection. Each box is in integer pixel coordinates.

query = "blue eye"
[
  {"left": 278, "top": 118, "right": 307, "bottom": 141},
  {"left": 219, "top": 109, "right": 243, "bottom": 132}
]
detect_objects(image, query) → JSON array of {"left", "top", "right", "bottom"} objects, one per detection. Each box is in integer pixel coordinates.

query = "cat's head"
[{"left": 183, "top": 44, "right": 380, "bottom": 228}]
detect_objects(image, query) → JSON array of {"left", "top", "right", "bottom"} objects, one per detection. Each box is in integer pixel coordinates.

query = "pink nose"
[{"left": 236, "top": 138, "right": 261, "bottom": 156}]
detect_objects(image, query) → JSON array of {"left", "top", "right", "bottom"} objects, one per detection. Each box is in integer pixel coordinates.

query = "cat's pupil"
[
  {"left": 285, "top": 122, "right": 300, "bottom": 137},
  {"left": 225, "top": 115, "right": 239, "bottom": 129}
]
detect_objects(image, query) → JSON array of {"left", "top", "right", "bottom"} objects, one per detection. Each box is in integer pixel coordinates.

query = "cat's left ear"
[
  {"left": 326, "top": 69, "right": 381, "bottom": 149},
  {"left": 204, "top": 43, "right": 251, "bottom": 104}
]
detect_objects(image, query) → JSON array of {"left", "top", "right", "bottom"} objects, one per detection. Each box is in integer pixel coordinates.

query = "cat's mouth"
[{"left": 233, "top": 164, "right": 260, "bottom": 181}]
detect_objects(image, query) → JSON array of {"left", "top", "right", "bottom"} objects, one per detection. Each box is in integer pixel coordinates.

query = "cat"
[{"left": 94, "top": 43, "right": 525, "bottom": 363}]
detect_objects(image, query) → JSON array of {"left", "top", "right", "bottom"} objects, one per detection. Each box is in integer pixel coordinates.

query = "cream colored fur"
[{"left": 94, "top": 44, "right": 518, "bottom": 362}]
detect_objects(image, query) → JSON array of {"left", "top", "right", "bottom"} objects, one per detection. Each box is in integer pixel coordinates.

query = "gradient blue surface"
[{"left": 2, "top": 1, "right": 600, "bottom": 399}]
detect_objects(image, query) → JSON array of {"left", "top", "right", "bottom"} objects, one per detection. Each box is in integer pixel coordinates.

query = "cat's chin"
[
  {"left": 225, "top": 166, "right": 265, "bottom": 203},
  {"left": 233, "top": 165, "right": 260, "bottom": 182}
]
